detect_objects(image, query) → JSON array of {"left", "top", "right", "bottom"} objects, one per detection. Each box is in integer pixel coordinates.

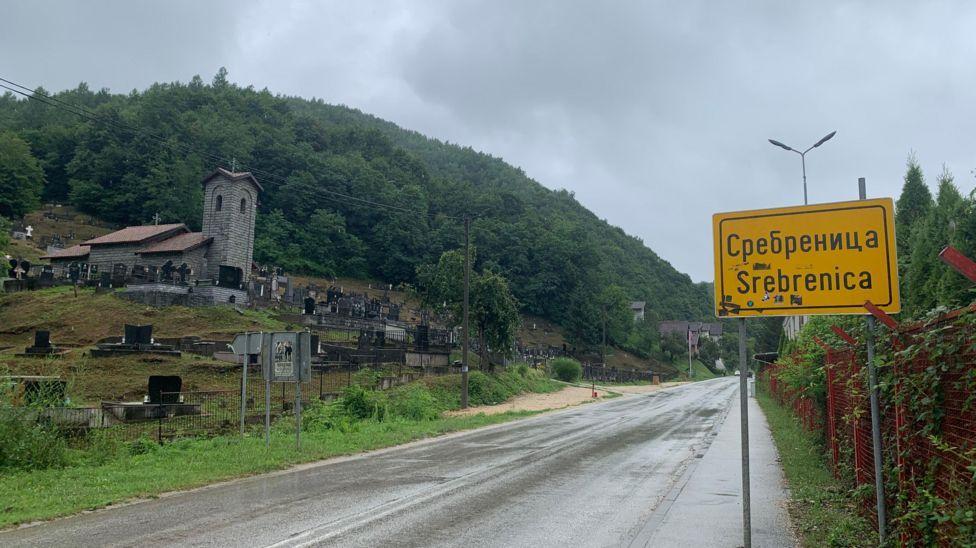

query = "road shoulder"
[{"left": 638, "top": 391, "right": 796, "bottom": 547}]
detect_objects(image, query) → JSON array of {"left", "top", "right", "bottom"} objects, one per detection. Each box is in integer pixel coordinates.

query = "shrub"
[
  {"left": 127, "top": 435, "right": 159, "bottom": 456},
  {"left": 0, "top": 409, "right": 69, "bottom": 471},
  {"left": 388, "top": 384, "right": 440, "bottom": 421},
  {"left": 339, "top": 384, "right": 387, "bottom": 420},
  {"left": 550, "top": 358, "right": 582, "bottom": 383}
]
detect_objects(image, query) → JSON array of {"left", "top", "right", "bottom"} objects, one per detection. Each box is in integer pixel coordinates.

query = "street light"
[{"left": 768, "top": 130, "right": 836, "bottom": 205}]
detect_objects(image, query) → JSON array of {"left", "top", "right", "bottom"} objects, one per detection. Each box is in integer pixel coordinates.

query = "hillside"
[{"left": 0, "top": 73, "right": 712, "bottom": 340}]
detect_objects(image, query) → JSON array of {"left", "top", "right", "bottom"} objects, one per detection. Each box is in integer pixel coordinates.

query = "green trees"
[
  {"left": 0, "top": 132, "right": 44, "bottom": 217},
  {"left": 895, "top": 156, "right": 933, "bottom": 258},
  {"left": 416, "top": 249, "right": 520, "bottom": 369},
  {"left": 0, "top": 216, "right": 10, "bottom": 256},
  {"left": 895, "top": 159, "right": 976, "bottom": 318},
  {"left": 471, "top": 270, "right": 521, "bottom": 369},
  {"left": 0, "top": 72, "right": 715, "bottom": 334}
]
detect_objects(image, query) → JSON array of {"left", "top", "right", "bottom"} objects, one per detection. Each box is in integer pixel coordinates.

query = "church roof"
[
  {"left": 83, "top": 224, "right": 187, "bottom": 246},
  {"left": 138, "top": 232, "right": 212, "bottom": 254},
  {"left": 41, "top": 244, "right": 90, "bottom": 260},
  {"left": 202, "top": 167, "right": 263, "bottom": 192}
]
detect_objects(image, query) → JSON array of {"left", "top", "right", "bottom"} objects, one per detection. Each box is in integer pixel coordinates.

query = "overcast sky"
[{"left": 2, "top": 1, "right": 974, "bottom": 281}]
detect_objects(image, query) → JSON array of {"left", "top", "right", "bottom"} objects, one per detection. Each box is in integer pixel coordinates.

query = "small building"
[
  {"left": 42, "top": 168, "right": 259, "bottom": 287},
  {"left": 630, "top": 301, "right": 646, "bottom": 323},
  {"left": 41, "top": 168, "right": 261, "bottom": 305}
]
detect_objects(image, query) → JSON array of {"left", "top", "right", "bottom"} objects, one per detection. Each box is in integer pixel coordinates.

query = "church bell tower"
[{"left": 201, "top": 168, "right": 261, "bottom": 287}]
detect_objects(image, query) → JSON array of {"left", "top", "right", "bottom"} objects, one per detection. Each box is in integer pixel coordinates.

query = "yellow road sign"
[{"left": 713, "top": 198, "right": 899, "bottom": 317}]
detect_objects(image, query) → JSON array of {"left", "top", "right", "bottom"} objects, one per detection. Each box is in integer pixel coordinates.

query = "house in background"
[
  {"left": 630, "top": 301, "right": 646, "bottom": 322},
  {"left": 658, "top": 320, "right": 724, "bottom": 355}
]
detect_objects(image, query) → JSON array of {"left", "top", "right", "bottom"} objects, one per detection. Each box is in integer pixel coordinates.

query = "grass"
[
  {"left": 0, "top": 286, "right": 284, "bottom": 349},
  {"left": 673, "top": 358, "right": 718, "bottom": 381},
  {"left": 0, "top": 410, "right": 539, "bottom": 528},
  {"left": 1, "top": 354, "right": 245, "bottom": 404},
  {"left": 757, "top": 388, "right": 876, "bottom": 547},
  {"left": 0, "top": 367, "right": 566, "bottom": 528}
]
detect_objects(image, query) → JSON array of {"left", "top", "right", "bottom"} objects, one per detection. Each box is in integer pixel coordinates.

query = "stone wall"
[
  {"left": 119, "top": 283, "right": 247, "bottom": 307},
  {"left": 189, "top": 285, "right": 248, "bottom": 306}
]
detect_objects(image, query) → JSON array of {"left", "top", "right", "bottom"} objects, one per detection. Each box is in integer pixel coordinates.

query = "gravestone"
[
  {"left": 111, "top": 263, "right": 127, "bottom": 287},
  {"left": 124, "top": 324, "right": 154, "bottom": 345},
  {"left": 68, "top": 262, "right": 81, "bottom": 283},
  {"left": 91, "top": 323, "right": 179, "bottom": 357},
  {"left": 131, "top": 264, "right": 148, "bottom": 282},
  {"left": 19, "top": 329, "right": 65, "bottom": 357},
  {"left": 39, "top": 266, "right": 54, "bottom": 287},
  {"left": 148, "top": 375, "right": 182, "bottom": 404},
  {"left": 303, "top": 296, "right": 316, "bottom": 315},
  {"left": 415, "top": 325, "right": 430, "bottom": 352}
]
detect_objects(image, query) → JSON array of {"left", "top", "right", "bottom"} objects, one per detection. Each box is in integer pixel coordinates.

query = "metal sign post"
[
  {"left": 240, "top": 332, "right": 249, "bottom": 436},
  {"left": 859, "top": 177, "right": 887, "bottom": 543},
  {"left": 739, "top": 318, "right": 751, "bottom": 548}
]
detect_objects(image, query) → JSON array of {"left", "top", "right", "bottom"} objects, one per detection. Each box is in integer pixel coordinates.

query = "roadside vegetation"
[
  {"left": 0, "top": 366, "right": 563, "bottom": 528},
  {"left": 757, "top": 388, "right": 876, "bottom": 547}
]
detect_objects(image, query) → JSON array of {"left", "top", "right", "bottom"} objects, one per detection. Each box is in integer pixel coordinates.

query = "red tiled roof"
[
  {"left": 202, "top": 167, "right": 264, "bottom": 192},
  {"left": 138, "top": 232, "right": 212, "bottom": 254},
  {"left": 40, "top": 244, "right": 90, "bottom": 260},
  {"left": 83, "top": 224, "right": 187, "bottom": 246}
]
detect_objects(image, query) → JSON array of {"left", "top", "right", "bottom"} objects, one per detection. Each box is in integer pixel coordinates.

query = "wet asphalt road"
[{"left": 3, "top": 378, "right": 741, "bottom": 548}]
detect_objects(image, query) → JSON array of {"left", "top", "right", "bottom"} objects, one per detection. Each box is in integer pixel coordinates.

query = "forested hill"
[{"left": 0, "top": 71, "right": 712, "bottom": 333}]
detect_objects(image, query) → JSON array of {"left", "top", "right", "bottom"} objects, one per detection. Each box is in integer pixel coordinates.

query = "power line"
[{"left": 0, "top": 76, "right": 469, "bottom": 221}]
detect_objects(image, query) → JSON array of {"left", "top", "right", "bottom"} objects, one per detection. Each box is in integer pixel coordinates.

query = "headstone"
[
  {"left": 416, "top": 325, "right": 429, "bottom": 352},
  {"left": 148, "top": 375, "right": 182, "bottom": 404},
  {"left": 131, "top": 264, "right": 147, "bottom": 282},
  {"left": 111, "top": 263, "right": 127, "bottom": 286},
  {"left": 303, "top": 296, "right": 316, "bottom": 315},
  {"left": 124, "top": 324, "right": 153, "bottom": 345},
  {"left": 219, "top": 265, "right": 242, "bottom": 288},
  {"left": 39, "top": 266, "right": 54, "bottom": 286},
  {"left": 68, "top": 262, "right": 81, "bottom": 283},
  {"left": 34, "top": 330, "right": 51, "bottom": 348}
]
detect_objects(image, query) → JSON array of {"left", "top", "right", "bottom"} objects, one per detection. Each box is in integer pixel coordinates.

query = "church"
[{"left": 42, "top": 168, "right": 260, "bottom": 303}]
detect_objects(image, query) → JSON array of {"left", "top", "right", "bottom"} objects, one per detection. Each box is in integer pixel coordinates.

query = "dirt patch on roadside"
[
  {"left": 594, "top": 382, "right": 688, "bottom": 395},
  {"left": 446, "top": 385, "right": 606, "bottom": 417}
]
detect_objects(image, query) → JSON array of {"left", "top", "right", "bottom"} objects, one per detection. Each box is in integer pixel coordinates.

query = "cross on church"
[{"left": 151, "top": 212, "right": 161, "bottom": 225}]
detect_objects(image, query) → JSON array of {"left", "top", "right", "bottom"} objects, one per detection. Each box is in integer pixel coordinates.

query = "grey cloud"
[{"left": 2, "top": 0, "right": 975, "bottom": 281}]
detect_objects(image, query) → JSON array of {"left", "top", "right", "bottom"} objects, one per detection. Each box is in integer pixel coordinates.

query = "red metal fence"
[{"left": 763, "top": 311, "right": 976, "bottom": 544}]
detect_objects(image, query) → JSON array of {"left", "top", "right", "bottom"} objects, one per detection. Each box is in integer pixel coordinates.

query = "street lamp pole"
[{"left": 768, "top": 131, "right": 836, "bottom": 206}]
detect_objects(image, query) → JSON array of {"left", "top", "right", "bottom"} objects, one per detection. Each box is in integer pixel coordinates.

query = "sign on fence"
[
  {"left": 712, "top": 198, "right": 900, "bottom": 317},
  {"left": 261, "top": 332, "right": 312, "bottom": 382}
]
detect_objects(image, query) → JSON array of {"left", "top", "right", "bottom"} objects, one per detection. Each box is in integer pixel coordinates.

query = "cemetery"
[{"left": 1, "top": 166, "right": 668, "bottom": 448}]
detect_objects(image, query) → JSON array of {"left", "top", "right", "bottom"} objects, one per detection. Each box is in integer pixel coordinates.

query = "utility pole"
[
  {"left": 461, "top": 217, "right": 470, "bottom": 409},
  {"left": 601, "top": 304, "right": 607, "bottom": 366}
]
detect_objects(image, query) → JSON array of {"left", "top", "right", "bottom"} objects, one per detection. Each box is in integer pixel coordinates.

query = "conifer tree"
[
  {"left": 904, "top": 167, "right": 962, "bottom": 316},
  {"left": 937, "top": 176, "right": 976, "bottom": 308},
  {"left": 895, "top": 156, "right": 933, "bottom": 256},
  {"left": 895, "top": 156, "right": 932, "bottom": 304}
]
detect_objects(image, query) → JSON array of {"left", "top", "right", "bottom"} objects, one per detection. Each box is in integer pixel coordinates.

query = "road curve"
[{"left": 3, "top": 378, "right": 740, "bottom": 548}]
